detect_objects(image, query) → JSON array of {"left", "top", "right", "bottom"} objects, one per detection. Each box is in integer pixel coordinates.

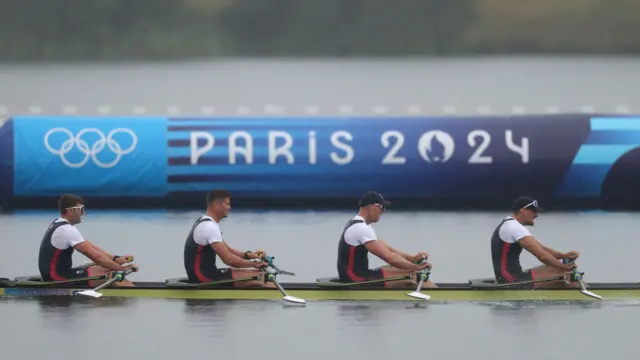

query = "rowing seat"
[
  {"left": 165, "top": 277, "right": 196, "bottom": 287},
  {"left": 315, "top": 277, "right": 346, "bottom": 287},
  {"left": 467, "top": 277, "right": 499, "bottom": 288},
  {"left": 13, "top": 275, "right": 46, "bottom": 286},
  {"left": 12, "top": 275, "right": 75, "bottom": 287}
]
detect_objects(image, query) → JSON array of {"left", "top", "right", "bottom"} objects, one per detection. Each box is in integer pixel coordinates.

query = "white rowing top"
[
  {"left": 193, "top": 216, "right": 224, "bottom": 245},
  {"left": 50, "top": 218, "right": 86, "bottom": 249},
  {"left": 498, "top": 217, "right": 532, "bottom": 244},
  {"left": 343, "top": 215, "right": 378, "bottom": 246}
]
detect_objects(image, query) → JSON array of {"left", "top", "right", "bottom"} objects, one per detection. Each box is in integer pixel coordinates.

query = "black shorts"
[
  {"left": 497, "top": 269, "right": 536, "bottom": 289},
  {"left": 41, "top": 266, "right": 92, "bottom": 284},
  {"left": 192, "top": 267, "right": 235, "bottom": 287},
  {"left": 340, "top": 268, "right": 386, "bottom": 287}
]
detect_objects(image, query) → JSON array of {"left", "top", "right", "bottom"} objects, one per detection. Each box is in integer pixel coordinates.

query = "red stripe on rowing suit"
[
  {"left": 194, "top": 245, "right": 213, "bottom": 282},
  {"left": 347, "top": 247, "right": 364, "bottom": 281},
  {"left": 500, "top": 243, "right": 517, "bottom": 282},
  {"left": 49, "top": 249, "right": 66, "bottom": 281}
]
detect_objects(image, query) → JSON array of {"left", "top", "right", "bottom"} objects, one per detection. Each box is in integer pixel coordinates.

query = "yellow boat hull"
[{"left": 2, "top": 281, "right": 639, "bottom": 301}]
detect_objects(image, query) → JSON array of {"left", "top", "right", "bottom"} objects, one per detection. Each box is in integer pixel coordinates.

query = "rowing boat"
[{"left": 1, "top": 275, "right": 638, "bottom": 301}]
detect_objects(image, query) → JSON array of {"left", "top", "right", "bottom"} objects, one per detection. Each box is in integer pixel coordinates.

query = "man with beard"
[{"left": 491, "top": 196, "right": 581, "bottom": 289}]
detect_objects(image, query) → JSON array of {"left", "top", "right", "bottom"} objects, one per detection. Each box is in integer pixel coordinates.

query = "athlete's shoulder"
[
  {"left": 195, "top": 217, "right": 221, "bottom": 234},
  {"left": 51, "top": 219, "right": 77, "bottom": 232},
  {"left": 498, "top": 217, "right": 531, "bottom": 243},
  {"left": 346, "top": 220, "right": 376, "bottom": 237},
  {"left": 197, "top": 215, "right": 215, "bottom": 223}
]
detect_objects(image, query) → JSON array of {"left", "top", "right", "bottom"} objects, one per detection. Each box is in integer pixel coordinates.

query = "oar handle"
[
  {"left": 88, "top": 268, "right": 135, "bottom": 292},
  {"left": 418, "top": 268, "right": 430, "bottom": 281},
  {"left": 562, "top": 259, "right": 585, "bottom": 281},
  {"left": 105, "top": 268, "right": 136, "bottom": 285},
  {"left": 257, "top": 255, "right": 296, "bottom": 276},
  {"left": 260, "top": 255, "right": 274, "bottom": 266},
  {"left": 114, "top": 267, "right": 136, "bottom": 280}
]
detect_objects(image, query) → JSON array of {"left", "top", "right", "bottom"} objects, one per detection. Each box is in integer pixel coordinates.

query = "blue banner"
[
  {"left": 165, "top": 115, "right": 587, "bottom": 198},
  {"left": 0, "top": 118, "right": 13, "bottom": 206},
  {"left": 556, "top": 116, "right": 640, "bottom": 198},
  {"left": 12, "top": 116, "right": 166, "bottom": 197},
  {"left": 5, "top": 114, "right": 640, "bottom": 208}
]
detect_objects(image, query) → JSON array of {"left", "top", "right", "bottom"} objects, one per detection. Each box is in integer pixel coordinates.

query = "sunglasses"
[
  {"left": 520, "top": 200, "right": 538, "bottom": 211},
  {"left": 66, "top": 205, "right": 85, "bottom": 214},
  {"left": 372, "top": 203, "right": 385, "bottom": 211}
]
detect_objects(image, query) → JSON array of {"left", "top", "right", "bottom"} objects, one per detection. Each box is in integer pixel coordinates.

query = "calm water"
[
  {"left": 1, "top": 57, "right": 639, "bottom": 116},
  {"left": 1, "top": 210, "right": 640, "bottom": 360}
]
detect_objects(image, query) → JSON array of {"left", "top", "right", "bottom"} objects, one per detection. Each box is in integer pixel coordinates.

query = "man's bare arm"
[
  {"left": 224, "top": 241, "right": 249, "bottom": 259},
  {"left": 85, "top": 240, "right": 114, "bottom": 259},
  {"left": 74, "top": 242, "right": 128, "bottom": 271},
  {"left": 380, "top": 239, "right": 414, "bottom": 261},
  {"left": 519, "top": 236, "right": 571, "bottom": 271},
  {"left": 365, "top": 240, "right": 423, "bottom": 271}
]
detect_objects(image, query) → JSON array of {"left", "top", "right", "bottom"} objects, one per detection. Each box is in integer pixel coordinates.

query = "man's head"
[
  {"left": 58, "top": 194, "right": 85, "bottom": 225},
  {"left": 206, "top": 189, "right": 231, "bottom": 220},
  {"left": 357, "top": 191, "right": 391, "bottom": 224},
  {"left": 511, "top": 196, "right": 542, "bottom": 226}
]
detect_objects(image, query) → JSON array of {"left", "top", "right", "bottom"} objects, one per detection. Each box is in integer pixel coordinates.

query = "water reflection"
[
  {"left": 35, "top": 296, "right": 134, "bottom": 312},
  {"left": 482, "top": 300, "right": 606, "bottom": 313}
]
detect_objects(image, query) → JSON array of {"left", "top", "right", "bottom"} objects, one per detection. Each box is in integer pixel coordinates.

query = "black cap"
[
  {"left": 359, "top": 191, "right": 391, "bottom": 207},
  {"left": 512, "top": 196, "right": 543, "bottom": 212}
]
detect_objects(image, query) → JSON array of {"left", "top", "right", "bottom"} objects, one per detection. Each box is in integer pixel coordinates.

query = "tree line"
[{"left": 0, "top": 0, "right": 638, "bottom": 61}]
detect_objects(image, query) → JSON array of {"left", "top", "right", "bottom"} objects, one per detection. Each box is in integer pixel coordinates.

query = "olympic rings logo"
[{"left": 44, "top": 128, "right": 138, "bottom": 168}]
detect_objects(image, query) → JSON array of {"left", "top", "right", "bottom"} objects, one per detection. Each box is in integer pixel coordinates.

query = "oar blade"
[
  {"left": 580, "top": 290, "right": 603, "bottom": 300},
  {"left": 283, "top": 295, "right": 306, "bottom": 304},
  {"left": 74, "top": 290, "right": 103, "bottom": 298},
  {"left": 406, "top": 291, "right": 431, "bottom": 301}
]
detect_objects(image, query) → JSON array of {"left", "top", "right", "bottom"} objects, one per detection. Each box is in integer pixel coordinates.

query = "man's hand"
[
  {"left": 125, "top": 264, "right": 139, "bottom": 272},
  {"left": 114, "top": 255, "right": 135, "bottom": 264},
  {"left": 250, "top": 261, "right": 268, "bottom": 269},
  {"left": 107, "top": 264, "right": 139, "bottom": 281},
  {"left": 562, "top": 251, "right": 580, "bottom": 261},
  {"left": 412, "top": 252, "right": 429, "bottom": 263},
  {"left": 248, "top": 250, "right": 267, "bottom": 260},
  {"left": 561, "top": 261, "right": 577, "bottom": 272}
]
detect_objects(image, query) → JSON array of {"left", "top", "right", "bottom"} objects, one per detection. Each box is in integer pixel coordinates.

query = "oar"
[
  {"left": 73, "top": 268, "right": 136, "bottom": 298},
  {"left": 407, "top": 256, "right": 432, "bottom": 300},
  {"left": 407, "top": 268, "right": 432, "bottom": 300},
  {"left": 262, "top": 268, "right": 306, "bottom": 305},
  {"left": 563, "top": 259, "right": 602, "bottom": 300},
  {"left": 255, "top": 255, "right": 305, "bottom": 304},
  {"left": 571, "top": 269, "right": 602, "bottom": 300},
  {"left": 574, "top": 273, "right": 602, "bottom": 300},
  {"left": 261, "top": 255, "right": 295, "bottom": 276}
]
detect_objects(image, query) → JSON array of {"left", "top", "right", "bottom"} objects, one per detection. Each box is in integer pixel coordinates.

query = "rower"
[
  {"left": 336, "top": 191, "right": 436, "bottom": 288},
  {"left": 491, "top": 196, "right": 580, "bottom": 289},
  {"left": 38, "top": 194, "right": 139, "bottom": 287},
  {"left": 183, "top": 189, "right": 274, "bottom": 288}
]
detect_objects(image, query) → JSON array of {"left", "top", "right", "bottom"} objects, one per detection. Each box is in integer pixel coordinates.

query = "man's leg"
[
  {"left": 86, "top": 266, "right": 135, "bottom": 287},
  {"left": 221, "top": 268, "right": 276, "bottom": 288},
  {"left": 523, "top": 265, "right": 580, "bottom": 289},
  {"left": 370, "top": 267, "right": 438, "bottom": 289}
]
